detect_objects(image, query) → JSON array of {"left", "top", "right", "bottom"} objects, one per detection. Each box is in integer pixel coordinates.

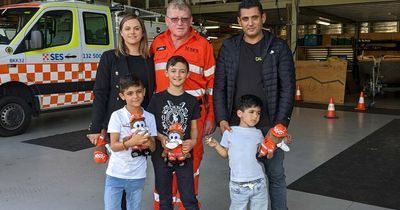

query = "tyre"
[{"left": 0, "top": 96, "right": 32, "bottom": 137}]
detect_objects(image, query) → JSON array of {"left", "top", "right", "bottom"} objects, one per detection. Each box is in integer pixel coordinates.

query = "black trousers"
[{"left": 152, "top": 156, "right": 199, "bottom": 210}]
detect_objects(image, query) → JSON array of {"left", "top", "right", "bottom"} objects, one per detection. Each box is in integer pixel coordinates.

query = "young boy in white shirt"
[
  {"left": 106, "top": 75, "right": 157, "bottom": 210},
  {"left": 206, "top": 94, "right": 268, "bottom": 210}
]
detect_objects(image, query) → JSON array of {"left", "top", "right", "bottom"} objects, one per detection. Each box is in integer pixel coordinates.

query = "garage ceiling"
[{"left": 189, "top": 0, "right": 400, "bottom": 26}]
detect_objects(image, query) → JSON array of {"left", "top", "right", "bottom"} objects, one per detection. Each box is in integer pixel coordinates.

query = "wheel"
[{"left": 0, "top": 96, "right": 32, "bottom": 137}]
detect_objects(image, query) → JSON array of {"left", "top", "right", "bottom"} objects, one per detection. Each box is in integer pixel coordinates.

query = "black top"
[
  {"left": 213, "top": 30, "right": 295, "bottom": 129},
  {"left": 148, "top": 90, "right": 201, "bottom": 160},
  {"left": 127, "top": 55, "right": 150, "bottom": 107},
  {"left": 147, "top": 90, "right": 201, "bottom": 140},
  {"left": 232, "top": 37, "right": 269, "bottom": 127},
  {"left": 89, "top": 50, "right": 155, "bottom": 133}
]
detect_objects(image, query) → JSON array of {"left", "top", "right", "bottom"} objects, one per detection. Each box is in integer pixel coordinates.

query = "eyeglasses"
[{"left": 167, "top": 16, "right": 191, "bottom": 24}]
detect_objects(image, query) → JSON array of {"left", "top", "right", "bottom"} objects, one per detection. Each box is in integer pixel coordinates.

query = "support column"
[
  {"left": 291, "top": 0, "right": 298, "bottom": 55},
  {"left": 286, "top": 3, "right": 291, "bottom": 47}
]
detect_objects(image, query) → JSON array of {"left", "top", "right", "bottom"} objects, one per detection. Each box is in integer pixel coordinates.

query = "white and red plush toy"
[
  {"left": 162, "top": 122, "right": 190, "bottom": 166},
  {"left": 258, "top": 123, "right": 290, "bottom": 159},
  {"left": 93, "top": 133, "right": 109, "bottom": 164},
  {"left": 129, "top": 113, "right": 151, "bottom": 157}
]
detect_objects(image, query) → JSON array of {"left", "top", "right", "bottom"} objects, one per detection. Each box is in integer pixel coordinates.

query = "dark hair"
[
  {"left": 237, "top": 0, "right": 264, "bottom": 17},
  {"left": 237, "top": 94, "right": 263, "bottom": 111},
  {"left": 119, "top": 74, "right": 144, "bottom": 92},
  {"left": 166, "top": 55, "right": 189, "bottom": 72}
]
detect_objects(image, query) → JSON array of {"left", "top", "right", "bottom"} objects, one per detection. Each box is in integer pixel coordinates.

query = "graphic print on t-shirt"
[{"left": 161, "top": 100, "right": 189, "bottom": 135}]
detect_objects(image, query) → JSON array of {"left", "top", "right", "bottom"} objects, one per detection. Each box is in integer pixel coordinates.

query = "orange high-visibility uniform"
[{"left": 150, "top": 28, "right": 215, "bottom": 209}]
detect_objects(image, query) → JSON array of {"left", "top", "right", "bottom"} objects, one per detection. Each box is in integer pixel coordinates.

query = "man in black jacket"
[{"left": 213, "top": 0, "right": 295, "bottom": 209}]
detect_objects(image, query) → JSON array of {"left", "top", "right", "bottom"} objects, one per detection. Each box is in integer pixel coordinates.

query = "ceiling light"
[
  {"left": 316, "top": 20, "right": 330, "bottom": 26},
  {"left": 230, "top": 24, "right": 242, "bottom": 29},
  {"left": 204, "top": 26, "right": 220, "bottom": 29},
  {"left": 207, "top": 36, "right": 218, "bottom": 40},
  {"left": 318, "top": 17, "right": 331, "bottom": 22}
]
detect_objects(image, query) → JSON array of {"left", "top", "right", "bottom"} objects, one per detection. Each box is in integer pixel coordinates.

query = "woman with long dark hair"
[{"left": 87, "top": 14, "right": 155, "bottom": 152}]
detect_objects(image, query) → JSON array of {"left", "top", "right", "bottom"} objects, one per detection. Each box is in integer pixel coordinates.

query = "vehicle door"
[
  {"left": 15, "top": 6, "right": 82, "bottom": 110},
  {"left": 77, "top": 6, "right": 113, "bottom": 94}
]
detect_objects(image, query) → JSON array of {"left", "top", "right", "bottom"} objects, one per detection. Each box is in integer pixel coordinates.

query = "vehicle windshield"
[{"left": 0, "top": 8, "right": 38, "bottom": 45}]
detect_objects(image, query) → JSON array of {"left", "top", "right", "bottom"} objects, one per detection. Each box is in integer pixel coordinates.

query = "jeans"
[
  {"left": 229, "top": 178, "right": 268, "bottom": 210},
  {"left": 260, "top": 127, "right": 288, "bottom": 210},
  {"left": 104, "top": 175, "right": 145, "bottom": 210}
]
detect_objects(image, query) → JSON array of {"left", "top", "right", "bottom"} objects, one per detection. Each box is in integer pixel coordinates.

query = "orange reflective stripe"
[
  {"left": 0, "top": 64, "right": 7, "bottom": 73},
  {"left": 39, "top": 91, "right": 93, "bottom": 110},
  {"left": 0, "top": 3, "right": 40, "bottom": 8},
  {"left": 18, "top": 64, "right": 27, "bottom": 73},
  {"left": 50, "top": 63, "right": 58, "bottom": 72},
  {"left": 1, "top": 62, "right": 98, "bottom": 110}
]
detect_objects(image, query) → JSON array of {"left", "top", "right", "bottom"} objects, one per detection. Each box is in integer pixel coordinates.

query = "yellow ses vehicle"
[{"left": 0, "top": 0, "right": 166, "bottom": 136}]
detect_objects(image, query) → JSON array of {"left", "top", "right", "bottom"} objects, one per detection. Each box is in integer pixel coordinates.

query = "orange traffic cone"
[
  {"left": 295, "top": 85, "right": 302, "bottom": 101},
  {"left": 324, "top": 97, "right": 338, "bottom": 119},
  {"left": 355, "top": 91, "right": 367, "bottom": 111}
]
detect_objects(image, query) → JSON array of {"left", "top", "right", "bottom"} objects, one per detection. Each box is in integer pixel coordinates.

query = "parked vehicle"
[{"left": 0, "top": 0, "right": 166, "bottom": 136}]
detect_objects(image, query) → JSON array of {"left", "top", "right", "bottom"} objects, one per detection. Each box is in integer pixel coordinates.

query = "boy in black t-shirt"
[{"left": 148, "top": 55, "right": 200, "bottom": 210}]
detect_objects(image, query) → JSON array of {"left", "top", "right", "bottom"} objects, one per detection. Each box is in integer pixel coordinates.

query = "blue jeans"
[
  {"left": 229, "top": 178, "right": 268, "bottom": 210},
  {"left": 104, "top": 175, "right": 145, "bottom": 210},
  {"left": 260, "top": 127, "right": 288, "bottom": 210}
]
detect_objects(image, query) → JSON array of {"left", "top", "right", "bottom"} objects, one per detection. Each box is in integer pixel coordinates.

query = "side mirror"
[{"left": 29, "top": 30, "right": 43, "bottom": 50}]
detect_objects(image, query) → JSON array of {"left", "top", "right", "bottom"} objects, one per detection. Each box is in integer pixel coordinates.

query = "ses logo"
[{"left": 42, "top": 53, "right": 64, "bottom": 61}]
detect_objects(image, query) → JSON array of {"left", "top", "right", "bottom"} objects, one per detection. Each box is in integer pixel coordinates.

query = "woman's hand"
[{"left": 87, "top": 133, "right": 100, "bottom": 145}]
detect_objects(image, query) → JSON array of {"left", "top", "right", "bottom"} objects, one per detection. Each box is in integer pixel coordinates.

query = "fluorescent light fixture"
[
  {"left": 316, "top": 20, "right": 330, "bottom": 26},
  {"left": 207, "top": 36, "right": 218, "bottom": 40},
  {"left": 204, "top": 26, "right": 220, "bottom": 29},
  {"left": 318, "top": 17, "right": 331, "bottom": 22},
  {"left": 230, "top": 24, "right": 242, "bottom": 29}
]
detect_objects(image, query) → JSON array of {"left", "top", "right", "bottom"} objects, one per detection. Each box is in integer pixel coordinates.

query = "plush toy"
[
  {"left": 125, "top": 113, "right": 151, "bottom": 157},
  {"left": 162, "top": 122, "right": 191, "bottom": 167},
  {"left": 93, "top": 133, "right": 109, "bottom": 164},
  {"left": 258, "top": 123, "right": 290, "bottom": 159}
]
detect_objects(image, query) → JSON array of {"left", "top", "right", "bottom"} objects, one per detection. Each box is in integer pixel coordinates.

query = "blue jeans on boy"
[
  {"left": 260, "top": 127, "right": 288, "bottom": 210},
  {"left": 229, "top": 178, "right": 268, "bottom": 210},
  {"left": 104, "top": 175, "right": 145, "bottom": 210}
]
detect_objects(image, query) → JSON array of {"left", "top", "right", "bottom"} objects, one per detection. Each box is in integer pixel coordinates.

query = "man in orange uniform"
[{"left": 150, "top": 0, "right": 215, "bottom": 209}]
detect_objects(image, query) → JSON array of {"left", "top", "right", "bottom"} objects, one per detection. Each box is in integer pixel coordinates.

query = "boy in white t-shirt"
[
  {"left": 206, "top": 94, "right": 268, "bottom": 210},
  {"left": 106, "top": 75, "right": 157, "bottom": 210}
]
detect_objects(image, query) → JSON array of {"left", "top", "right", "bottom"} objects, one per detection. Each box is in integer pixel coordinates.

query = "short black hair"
[
  {"left": 119, "top": 74, "right": 144, "bottom": 92},
  {"left": 166, "top": 55, "right": 189, "bottom": 72},
  {"left": 237, "top": 0, "right": 264, "bottom": 17},
  {"left": 237, "top": 94, "right": 263, "bottom": 111}
]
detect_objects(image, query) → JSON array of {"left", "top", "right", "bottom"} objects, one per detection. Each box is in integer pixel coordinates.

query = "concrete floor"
[{"left": 0, "top": 106, "right": 397, "bottom": 210}]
